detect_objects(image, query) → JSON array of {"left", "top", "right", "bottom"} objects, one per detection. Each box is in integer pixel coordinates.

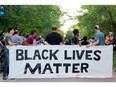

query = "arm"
[
  {"left": 8, "top": 41, "right": 17, "bottom": 46},
  {"left": 86, "top": 33, "right": 100, "bottom": 48},
  {"left": 59, "top": 35, "right": 64, "bottom": 45},
  {"left": 86, "top": 40, "right": 99, "bottom": 48},
  {"left": 43, "top": 41, "right": 49, "bottom": 45},
  {"left": 24, "top": 41, "right": 36, "bottom": 46},
  {"left": 41, "top": 38, "right": 49, "bottom": 45}
]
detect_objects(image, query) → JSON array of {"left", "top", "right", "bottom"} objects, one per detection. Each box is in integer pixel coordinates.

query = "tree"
[
  {"left": 74, "top": 5, "right": 116, "bottom": 38},
  {"left": 0, "top": 5, "right": 63, "bottom": 37}
]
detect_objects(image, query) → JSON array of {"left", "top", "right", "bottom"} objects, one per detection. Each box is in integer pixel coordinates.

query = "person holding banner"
[
  {"left": 11, "top": 30, "right": 23, "bottom": 45},
  {"left": 45, "top": 25, "right": 63, "bottom": 45},
  {"left": 3, "top": 28, "right": 19, "bottom": 80},
  {"left": 35, "top": 36, "right": 48, "bottom": 45},
  {"left": 22, "top": 30, "right": 37, "bottom": 46},
  {"left": 86, "top": 25, "right": 105, "bottom": 47}
]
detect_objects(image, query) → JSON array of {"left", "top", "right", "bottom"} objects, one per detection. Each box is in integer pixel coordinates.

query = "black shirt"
[
  {"left": 81, "top": 41, "right": 89, "bottom": 45},
  {"left": 45, "top": 32, "right": 62, "bottom": 45},
  {"left": 71, "top": 37, "right": 79, "bottom": 45}
]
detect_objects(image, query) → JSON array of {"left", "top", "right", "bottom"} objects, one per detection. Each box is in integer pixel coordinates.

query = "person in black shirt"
[
  {"left": 45, "top": 25, "right": 63, "bottom": 45},
  {"left": 71, "top": 29, "right": 79, "bottom": 45},
  {"left": 81, "top": 36, "right": 90, "bottom": 45}
]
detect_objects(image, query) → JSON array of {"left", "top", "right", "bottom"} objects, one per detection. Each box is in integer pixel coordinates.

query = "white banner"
[{"left": 9, "top": 45, "right": 113, "bottom": 78}]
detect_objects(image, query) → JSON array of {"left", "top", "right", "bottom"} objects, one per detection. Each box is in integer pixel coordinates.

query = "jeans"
[{"left": 3, "top": 50, "right": 9, "bottom": 76}]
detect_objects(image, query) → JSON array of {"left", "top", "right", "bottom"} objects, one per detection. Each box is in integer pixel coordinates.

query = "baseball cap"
[
  {"left": 52, "top": 25, "right": 57, "bottom": 30},
  {"left": 95, "top": 25, "right": 100, "bottom": 29}
]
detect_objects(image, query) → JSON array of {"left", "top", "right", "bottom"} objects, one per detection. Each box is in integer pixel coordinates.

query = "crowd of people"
[{"left": 0, "top": 25, "right": 116, "bottom": 80}]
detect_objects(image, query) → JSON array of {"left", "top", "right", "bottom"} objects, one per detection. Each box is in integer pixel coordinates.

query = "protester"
[
  {"left": 11, "top": 30, "right": 23, "bottom": 45},
  {"left": 71, "top": 29, "right": 80, "bottom": 45},
  {"left": 104, "top": 35, "right": 111, "bottom": 45},
  {"left": 112, "top": 37, "right": 116, "bottom": 51},
  {"left": 0, "top": 32, "right": 5, "bottom": 73},
  {"left": 45, "top": 25, "right": 63, "bottom": 45},
  {"left": 0, "top": 32, "right": 5, "bottom": 55},
  {"left": 3, "top": 27, "right": 19, "bottom": 80},
  {"left": 22, "top": 30, "right": 37, "bottom": 46},
  {"left": 4, "top": 32, "right": 8, "bottom": 39},
  {"left": 81, "top": 36, "right": 90, "bottom": 45},
  {"left": 25, "top": 35, "right": 29, "bottom": 39},
  {"left": 36, "top": 36, "right": 48, "bottom": 45},
  {"left": 86, "top": 25, "right": 105, "bottom": 47},
  {"left": 0, "top": 32, "right": 5, "bottom": 45},
  {"left": 89, "top": 37, "right": 95, "bottom": 44},
  {"left": 35, "top": 36, "right": 42, "bottom": 45},
  {"left": 0, "top": 32, "right": 4, "bottom": 56},
  {"left": 19, "top": 31, "right": 25, "bottom": 40}
]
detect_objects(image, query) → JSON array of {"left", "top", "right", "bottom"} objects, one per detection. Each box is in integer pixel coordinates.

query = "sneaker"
[{"left": 3, "top": 76, "right": 8, "bottom": 80}]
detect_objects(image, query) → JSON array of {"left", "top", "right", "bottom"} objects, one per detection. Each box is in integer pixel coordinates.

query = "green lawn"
[{"left": 113, "top": 51, "right": 116, "bottom": 71}]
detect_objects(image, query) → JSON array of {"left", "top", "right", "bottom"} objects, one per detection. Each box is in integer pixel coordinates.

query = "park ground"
[{"left": 0, "top": 72, "right": 116, "bottom": 82}]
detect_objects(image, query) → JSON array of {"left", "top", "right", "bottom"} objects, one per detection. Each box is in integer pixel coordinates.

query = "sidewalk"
[{"left": 0, "top": 72, "right": 116, "bottom": 82}]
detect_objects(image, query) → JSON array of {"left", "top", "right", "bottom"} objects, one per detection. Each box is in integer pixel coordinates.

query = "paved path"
[{"left": 0, "top": 72, "right": 116, "bottom": 82}]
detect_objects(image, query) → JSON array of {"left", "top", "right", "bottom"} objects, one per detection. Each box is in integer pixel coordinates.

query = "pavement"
[{"left": 0, "top": 72, "right": 116, "bottom": 82}]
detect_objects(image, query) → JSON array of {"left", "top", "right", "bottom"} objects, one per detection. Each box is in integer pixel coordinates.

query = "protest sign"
[{"left": 9, "top": 45, "right": 113, "bottom": 78}]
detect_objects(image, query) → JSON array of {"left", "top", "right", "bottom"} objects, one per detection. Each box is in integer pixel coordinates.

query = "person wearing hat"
[{"left": 86, "top": 25, "right": 105, "bottom": 47}]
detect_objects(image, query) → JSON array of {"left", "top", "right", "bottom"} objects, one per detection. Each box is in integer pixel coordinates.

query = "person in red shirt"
[{"left": 23, "top": 30, "right": 37, "bottom": 46}]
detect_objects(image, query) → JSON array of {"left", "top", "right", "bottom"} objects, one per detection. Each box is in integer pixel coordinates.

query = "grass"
[{"left": 113, "top": 51, "right": 116, "bottom": 71}]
